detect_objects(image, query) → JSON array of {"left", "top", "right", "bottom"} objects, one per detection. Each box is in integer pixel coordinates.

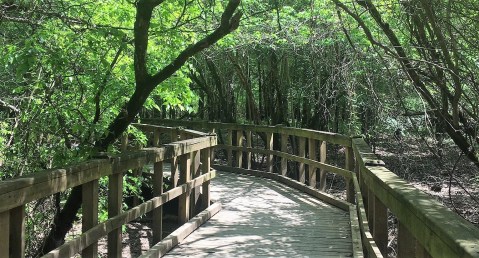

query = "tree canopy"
[{"left": 1, "top": 0, "right": 479, "bottom": 255}]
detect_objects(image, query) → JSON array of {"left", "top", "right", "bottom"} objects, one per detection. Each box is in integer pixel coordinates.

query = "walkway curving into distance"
[{"left": 164, "top": 171, "right": 353, "bottom": 257}]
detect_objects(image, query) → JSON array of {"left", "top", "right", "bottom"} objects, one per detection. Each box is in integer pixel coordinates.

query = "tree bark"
[{"left": 38, "top": 0, "right": 242, "bottom": 254}]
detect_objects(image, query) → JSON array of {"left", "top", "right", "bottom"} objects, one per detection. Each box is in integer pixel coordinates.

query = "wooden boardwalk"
[{"left": 164, "top": 171, "right": 353, "bottom": 257}]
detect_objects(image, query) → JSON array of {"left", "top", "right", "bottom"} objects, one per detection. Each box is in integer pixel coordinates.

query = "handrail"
[
  {"left": 352, "top": 137, "right": 479, "bottom": 258},
  {"left": 0, "top": 125, "right": 217, "bottom": 258},
  {"left": 3, "top": 121, "right": 478, "bottom": 258}
]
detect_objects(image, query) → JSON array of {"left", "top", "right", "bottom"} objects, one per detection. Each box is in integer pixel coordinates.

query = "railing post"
[
  {"left": 246, "top": 131, "right": 252, "bottom": 170},
  {"left": 398, "top": 221, "right": 415, "bottom": 258},
  {"left": 201, "top": 147, "right": 211, "bottom": 209},
  {"left": 281, "top": 133, "right": 288, "bottom": 176},
  {"left": 0, "top": 211, "right": 10, "bottom": 257},
  {"left": 170, "top": 129, "right": 179, "bottom": 188},
  {"left": 108, "top": 171, "right": 123, "bottom": 257},
  {"left": 153, "top": 128, "right": 161, "bottom": 147},
  {"left": 266, "top": 132, "right": 273, "bottom": 172},
  {"left": 319, "top": 141, "right": 327, "bottom": 190},
  {"left": 236, "top": 130, "right": 243, "bottom": 168},
  {"left": 10, "top": 205, "right": 25, "bottom": 258},
  {"left": 178, "top": 153, "right": 191, "bottom": 224},
  {"left": 152, "top": 161, "right": 163, "bottom": 244},
  {"left": 82, "top": 179, "right": 99, "bottom": 258},
  {"left": 308, "top": 138, "right": 316, "bottom": 187},
  {"left": 346, "top": 146, "right": 355, "bottom": 203},
  {"left": 190, "top": 150, "right": 201, "bottom": 216},
  {"left": 227, "top": 129, "right": 233, "bottom": 167},
  {"left": 298, "top": 137, "right": 306, "bottom": 183},
  {"left": 373, "top": 195, "right": 388, "bottom": 256}
]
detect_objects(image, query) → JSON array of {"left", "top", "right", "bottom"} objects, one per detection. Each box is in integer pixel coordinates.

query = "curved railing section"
[
  {"left": 0, "top": 124, "right": 216, "bottom": 258},
  {"left": 145, "top": 119, "right": 479, "bottom": 258},
  {"left": 353, "top": 138, "right": 479, "bottom": 258},
  {"left": 1, "top": 121, "right": 478, "bottom": 258}
]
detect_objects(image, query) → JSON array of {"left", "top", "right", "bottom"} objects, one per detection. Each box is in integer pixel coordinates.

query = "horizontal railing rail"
[
  {"left": 352, "top": 137, "right": 479, "bottom": 258},
  {"left": 0, "top": 125, "right": 216, "bottom": 258}
]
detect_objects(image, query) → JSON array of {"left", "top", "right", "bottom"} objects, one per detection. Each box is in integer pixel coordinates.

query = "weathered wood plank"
[
  {"left": 10, "top": 205, "right": 25, "bottom": 258},
  {"left": 281, "top": 134, "right": 288, "bottom": 176}
]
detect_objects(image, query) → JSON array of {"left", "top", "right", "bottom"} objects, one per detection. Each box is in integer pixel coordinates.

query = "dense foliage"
[{"left": 1, "top": 0, "right": 479, "bottom": 255}]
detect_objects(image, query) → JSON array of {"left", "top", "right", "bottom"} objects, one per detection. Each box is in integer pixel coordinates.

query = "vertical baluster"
[
  {"left": 170, "top": 130, "right": 179, "bottom": 188},
  {"left": 152, "top": 161, "right": 163, "bottom": 243},
  {"left": 190, "top": 150, "right": 201, "bottom": 216},
  {"left": 281, "top": 134, "right": 288, "bottom": 176},
  {"left": 201, "top": 147, "right": 211, "bottom": 209},
  {"left": 373, "top": 195, "right": 388, "bottom": 256},
  {"left": 246, "top": 131, "right": 252, "bottom": 169},
  {"left": 236, "top": 130, "right": 243, "bottom": 168},
  {"left": 308, "top": 138, "right": 316, "bottom": 187},
  {"left": 298, "top": 137, "right": 306, "bottom": 183},
  {"left": 178, "top": 153, "right": 191, "bottom": 224},
  {"left": 266, "top": 132, "right": 273, "bottom": 172},
  {"left": 398, "top": 221, "right": 415, "bottom": 258},
  {"left": 319, "top": 141, "right": 327, "bottom": 191},
  {"left": 0, "top": 211, "right": 10, "bottom": 257},
  {"left": 153, "top": 129, "right": 161, "bottom": 147},
  {"left": 346, "top": 146, "right": 355, "bottom": 203},
  {"left": 82, "top": 179, "right": 99, "bottom": 258},
  {"left": 10, "top": 205, "right": 25, "bottom": 258},
  {"left": 108, "top": 172, "right": 123, "bottom": 257},
  {"left": 227, "top": 129, "right": 233, "bottom": 167}
]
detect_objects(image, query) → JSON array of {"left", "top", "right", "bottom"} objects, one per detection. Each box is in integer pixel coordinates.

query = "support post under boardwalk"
[
  {"left": 308, "top": 138, "right": 317, "bottom": 187},
  {"left": 319, "top": 141, "right": 327, "bottom": 191},
  {"left": 398, "top": 221, "right": 415, "bottom": 258},
  {"left": 152, "top": 161, "right": 164, "bottom": 243},
  {"left": 82, "top": 179, "right": 99, "bottom": 258},
  {"left": 201, "top": 147, "right": 211, "bottom": 209},
  {"left": 373, "top": 195, "right": 388, "bottom": 256},
  {"left": 236, "top": 130, "right": 243, "bottom": 168},
  {"left": 108, "top": 172, "right": 123, "bottom": 257},
  {"left": 246, "top": 131, "right": 252, "bottom": 169},
  {"left": 281, "top": 134, "right": 288, "bottom": 176},
  {"left": 179, "top": 153, "right": 191, "bottom": 224},
  {"left": 266, "top": 132, "right": 273, "bottom": 172},
  {"left": 298, "top": 137, "right": 306, "bottom": 183}
]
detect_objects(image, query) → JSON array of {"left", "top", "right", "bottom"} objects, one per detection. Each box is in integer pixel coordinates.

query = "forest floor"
[{"left": 373, "top": 136, "right": 479, "bottom": 257}]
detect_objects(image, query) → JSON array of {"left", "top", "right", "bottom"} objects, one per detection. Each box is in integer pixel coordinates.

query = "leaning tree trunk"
[{"left": 38, "top": 0, "right": 242, "bottom": 255}]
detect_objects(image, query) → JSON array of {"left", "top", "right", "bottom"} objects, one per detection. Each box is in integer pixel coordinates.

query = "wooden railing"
[
  {"left": 0, "top": 124, "right": 216, "bottom": 258},
  {"left": 2, "top": 120, "right": 479, "bottom": 258},
  {"left": 145, "top": 119, "right": 479, "bottom": 258},
  {"left": 352, "top": 138, "right": 479, "bottom": 258}
]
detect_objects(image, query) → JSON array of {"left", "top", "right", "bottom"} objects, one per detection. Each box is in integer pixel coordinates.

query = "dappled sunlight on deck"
[{"left": 164, "top": 172, "right": 352, "bottom": 257}]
